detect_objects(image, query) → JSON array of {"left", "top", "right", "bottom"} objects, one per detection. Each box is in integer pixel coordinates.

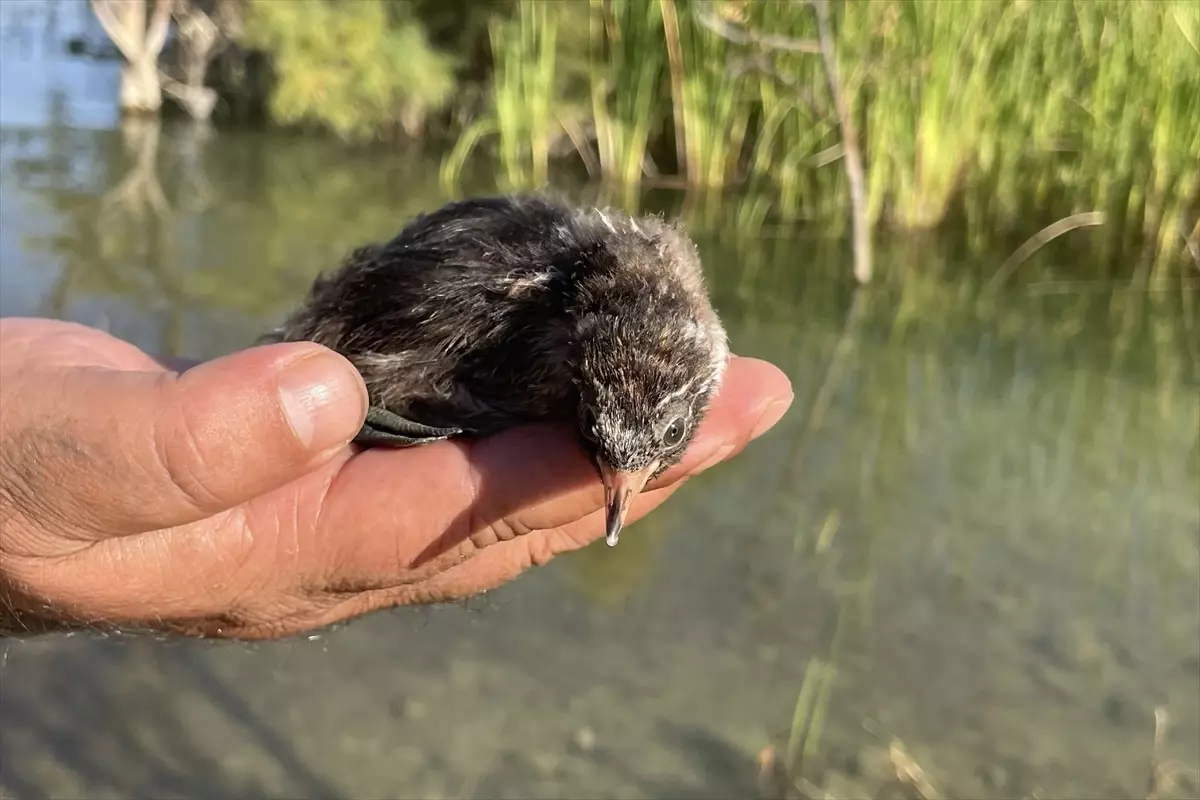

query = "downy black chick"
[{"left": 261, "top": 195, "right": 728, "bottom": 546}]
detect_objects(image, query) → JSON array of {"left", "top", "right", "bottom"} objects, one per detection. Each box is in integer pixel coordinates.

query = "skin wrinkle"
[
  {"left": 280, "top": 479, "right": 307, "bottom": 567},
  {"left": 294, "top": 449, "right": 464, "bottom": 599},
  {"left": 0, "top": 450, "right": 45, "bottom": 549},
  {"left": 465, "top": 466, "right": 529, "bottom": 546},
  {"left": 27, "top": 507, "right": 254, "bottom": 627},
  {"left": 150, "top": 377, "right": 230, "bottom": 521},
  {"left": 441, "top": 481, "right": 684, "bottom": 594},
  {"left": 281, "top": 446, "right": 379, "bottom": 601},
  {"left": 308, "top": 428, "right": 608, "bottom": 601},
  {"left": 299, "top": 448, "right": 354, "bottom": 579},
  {"left": 69, "top": 536, "right": 166, "bottom": 618},
  {"left": 468, "top": 433, "right": 586, "bottom": 546},
  {"left": 460, "top": 437, "right": 497, "bottom": 543},
  {"left": 0, "top": 557, "right": 108, "bottom": 629},
  {"left": 188, "top": 510, "right": 263, "bottom": 610},
  {"left": 319, "top": 540, "right": 517, "bottom": 623},
  {"left": 180, "top": 530, "right": 240, "bottom": 612},
  {"left": 4, "top": 370, "right": 203, "bottom": 543},
  {"left": 407, "top": 440, "right": 491, "bottom": 566}
]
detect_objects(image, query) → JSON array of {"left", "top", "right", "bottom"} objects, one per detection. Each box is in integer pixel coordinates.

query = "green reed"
[
  {"left": 660, "top": 0, "right": 754, "bottom": 187},
  {"left": 587, "top": 0, "right": 668, "bottom": 187},
  {"left": 440, "top": 0, "right": 1197, "bottom": 279},
  {"left": 441, "top": 0, "right": 559, "bottom": 189},
  {"left": 977, "top": 0, "right": 1200, "bottom": 276},
  {"left": 847, "top": 1, "right": 1018, "bottom": 229}
]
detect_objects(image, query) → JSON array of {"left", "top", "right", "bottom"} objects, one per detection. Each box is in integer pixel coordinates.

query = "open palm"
[{"left": 0, "top": 317, "right": 792, "bottom": 639}]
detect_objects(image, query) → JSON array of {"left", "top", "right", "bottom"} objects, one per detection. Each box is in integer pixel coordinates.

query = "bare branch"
[
  {"left": 693, "top": 0, "right": 871, "bottom": 282},
  {"left": 1185, "top": 217, "right": 1200, "bottom": 272},
  {"left": 173, "top": 0, "right": 222, "bottom": 53},
  {"left": 159, "top": 70, "right": 217, "bottom": 117},
  {"left": 728, "top": 52, "right": 799, "bottom": 86},
  {"left": 694, "top": 1, "right": 820, "bottom": 54},
  {"left": 144, "top": 0, "right": 174, "bottom": 60},
  {"left": 90, "top": 0, "right": 142, "bottom": 61}
]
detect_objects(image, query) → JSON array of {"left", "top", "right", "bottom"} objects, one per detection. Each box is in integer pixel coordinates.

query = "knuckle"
[
  {"left": 525, "top": 533, "right": 558, "bottom": 568},
  {"left": 483, "top": 513, "right": 529, "bottom": 545},
  {"left": 461, "top": 445, "right": 528, "bottom": 546}
]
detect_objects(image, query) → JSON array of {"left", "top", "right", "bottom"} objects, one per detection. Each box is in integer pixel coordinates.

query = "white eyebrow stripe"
[
  {"left": 653, "top": 380, "right": 696, "bottom": 410},
  {"left": 644, "top": 314, "right": 727, "bottom": 412},
  {"left": 653, "top": 367, "right": 721, "bottom": 411}
]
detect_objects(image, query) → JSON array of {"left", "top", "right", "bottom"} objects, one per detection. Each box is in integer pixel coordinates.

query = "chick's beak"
[{"left": 597, "top": 458, "right": 660, "bottom": 547}]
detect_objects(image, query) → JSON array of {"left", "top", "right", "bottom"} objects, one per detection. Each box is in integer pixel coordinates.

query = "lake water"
[{"left": 1, "top": 35, "right": 1198, "bottom": 800}]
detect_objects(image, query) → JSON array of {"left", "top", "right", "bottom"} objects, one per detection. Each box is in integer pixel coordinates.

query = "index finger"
[{"left": 312, "top": 356, "right": 793, "bottom": 580}]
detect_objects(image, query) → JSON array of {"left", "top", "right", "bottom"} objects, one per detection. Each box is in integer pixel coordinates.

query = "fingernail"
[
  {"left": 750, "top": 397, "right": 792, "bottom": 440},
  {"left": 277, "top": 351, "right": 368, "bottom": 452}
]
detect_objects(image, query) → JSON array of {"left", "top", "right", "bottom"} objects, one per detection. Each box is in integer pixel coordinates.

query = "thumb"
[{"left": 12, "top": 342, "right": 367, "bottom": 537}]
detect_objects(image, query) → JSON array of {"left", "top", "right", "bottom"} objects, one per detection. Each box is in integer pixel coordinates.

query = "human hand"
[{"left": 0, "top": 317, "right": 792, "bottom": 640}]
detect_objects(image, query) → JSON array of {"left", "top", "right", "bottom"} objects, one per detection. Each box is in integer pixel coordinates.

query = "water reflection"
[{"left": 1, "top": 46, "right": 1198, "bottom": 800}]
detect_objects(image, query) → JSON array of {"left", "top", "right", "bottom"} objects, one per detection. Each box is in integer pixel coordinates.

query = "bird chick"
[{"left": 262, "top": 195, "right": 728, "bottom": 546}]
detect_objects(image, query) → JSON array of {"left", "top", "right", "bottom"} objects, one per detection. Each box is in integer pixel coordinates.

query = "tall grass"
[
  {"left": 439, "top": 0, "right": 1199, "bottom": 277},
  {"left": 440, "top": 0, "right": 558, "bottom": 189},
  {"left": 741, "top": 1, "right": 836, "bottom": 220},
  {"left": 660, "top": 0, "right": 754, "bottom": 187},
  {"left": 587, "top": 0, "right": 667, "bottom": 186},
  {"left": 850, "top": 1, "right": 1018, "bottom": 229},
  {"left": 961, "top": 0, "right": 1200, "bottom": 276}
]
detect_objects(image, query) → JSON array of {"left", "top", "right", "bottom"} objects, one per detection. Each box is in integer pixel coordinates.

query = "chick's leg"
[{"left": 354, "top": 406, "right": 463, "bottom": 447}]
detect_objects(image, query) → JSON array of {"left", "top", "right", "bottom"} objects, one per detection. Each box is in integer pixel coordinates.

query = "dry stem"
[
  {"left": 691, "top": 0, "right": 873, "bottom": 283},
  {"left": 888, "top": 738, "right": 942, "bottom": 800},
  {"left": 694, "top": 2, "right": 820, "bottom": 53},
  {"left": 810, "top": 0, "right": 871, "bottom": 284},
  {"left": 986, "top": 211, "right": 1107, "bottom": 292}
]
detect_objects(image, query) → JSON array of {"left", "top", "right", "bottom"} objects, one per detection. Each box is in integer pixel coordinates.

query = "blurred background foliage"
[
  {"left": 237, "top": 0, "right": 456, "bottom": 140},
  {"left": 221, "top": 0, "right": 1199, "bottom": 280}
]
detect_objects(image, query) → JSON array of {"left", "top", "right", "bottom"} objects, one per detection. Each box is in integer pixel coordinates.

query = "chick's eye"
[{"left": 662, "top": 416, "right": 687, "bottom": 447}]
